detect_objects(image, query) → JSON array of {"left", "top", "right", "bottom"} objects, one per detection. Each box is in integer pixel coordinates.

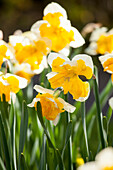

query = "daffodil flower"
[
  {"left": 78, "top": 147, "right": 113, "bottom": 170},
  {"left": 85, "top": 27, "right": 113, "bottom": 55},
  {"left": 99, "top": 53, "right": 113, "bottom": 82},
  {"left": 0, "top": 72, "right": 27, "bottom": 103},
  {"left": 12, "top": 63, "right": 34, "bottom": 83},
  {"left": 9, "top": 31, "right": 51, "bottom": 74},
  {"left": 0, "top": 40, "right": 14, "bottom": 69},
  {"left": 46, "top": 52, "right": 93, "bottom": 102},
  {"left": 31, "top": 2, "right": 85, "bottom": 56},
  {"left": 28, "top": 85, "right": 76, "bottom": 125}
]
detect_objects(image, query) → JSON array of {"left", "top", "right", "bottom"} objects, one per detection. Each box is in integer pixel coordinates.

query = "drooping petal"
[
  {"left": 34, "top": 85, "right": 54, "bottom": 95},
  {"left": 58, "top": 97, "right": 76, "bottom": 113}
]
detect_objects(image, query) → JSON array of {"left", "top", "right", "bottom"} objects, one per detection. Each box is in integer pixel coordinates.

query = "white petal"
[
  {"left": 85, "top": 42, "right": 98, "bottom": 55},
  {"left": 13, "top": 63, "right": 33, "bottom": 74},
  {"left": 22, "top": 31, "right": 38, "bottom": 41},
  {"left": 43, "top": 2, "right": 67, "bottom": 19},
  {"left": 90, "top": 27, "right": 108, "bottom": 42},
  {"left": 96, "top": 147, "right": 113, "bottom": 169},
  {"left": 4, "top": 73, "right": 28, "bottom": 88},
  {"left": 48, "top": 52, "right": 70, "bottom": 67},
  {"left": 72, "top": 54, "right": 93, "bottom": 71},
  {"left": 27, "top": 98, "right": 40, "bottom": 107},
  {"left": 59, "top": 18, "right": 71, "bottom": 32},
  {"left": 9, "top": 35, "right": 31, "bottom": 46},
  {"left": 34, "top": 85, "right": 54, "bottom": 95},
  {"left": 109, "top": 97, "right": 113, "bottom": 109},
  {"left": 52, "top": 114, "right": 60, "bottom": 126},
  {"left": 99, "top": 54, "right": 113, "bottom": 74},
  {"left": 99, "top": 53, "right": 113, "bottom": 65},
  {"left": 46, "top": 72, "right": 58, "bottom": 80},
  {"left": 69, "top": 27, "right": 85, "bottom": 48},
  {"left": 77, "top": 162, "right": 99, "bottom": 170},
  {"left": 58, "top": 98, "right": 76, "bottom": 113},
  {"left": 59, "top": 45, "right": 70, "bottom": 56},
  {"left": 0, "top": 30, "right": 3, "bottom": 40},
  {"left": 31, "top": 20, "right": 48, "bottom": 34}
]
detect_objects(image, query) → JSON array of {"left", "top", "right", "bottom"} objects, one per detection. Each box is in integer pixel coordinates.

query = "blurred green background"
[{"left": 0, "top": 0, "right": 113, "bottom": 40}]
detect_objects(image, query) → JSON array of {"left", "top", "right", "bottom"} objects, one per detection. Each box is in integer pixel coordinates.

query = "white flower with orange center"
[
  {"left": 9, "top": 31, "right": 51, "bottom": 74},
  {"left": 85, "top": 27, "right": 113, "bottom": 55},
  {"left": 31, "top": 2, "right": 85, "bottom": 56},
  {"left": 28, "top": 85, "right": 76, "bottom": 125},
  {"left": 46, "top": 52, "right": 93, "bottom": 102},
  {"left": 78, "top": 147, "right": 113, "bottom": 170},
  {"left": 0, "top": 72, "right": 27, "bottom": 103},
  {"left": 0, "top": 40, "right": 14, "bottom": 69},
  {"left": 99, "top": 53, "right": 113, "bottom": 82}
]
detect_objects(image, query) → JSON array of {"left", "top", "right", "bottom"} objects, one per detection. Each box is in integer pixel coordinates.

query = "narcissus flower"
[
  {"left": 0, "top": 40, "right": 14, "bottom": 69},
  {"left": 99, "top": 53, "right": 113, "bottom": 82},
  {"left": 0, "top": 72, "right": 27, "bottom": 102},
  {"left": 78, "top": 147, "right": 113, "bottom": 170},
  {"left": 12, "top": 63, "right": 34, "bottom": 83},
  {"left": 46, "top": 52, "right": 93, "bottom": 102},
  {"left": 31, "top": 2, "right": 85, "bottom": 56},
  {"left": 28, "top": 85, "right": 76, "bottom": 125},
  {"left": 85, "top": 27, "right": 113, "bottom": 55},
  {"left": 9, "top": 31, "right": 51, "bottom": 74},
  {"left": 109, "top": 97, "right": 113, "bottom": 109}
]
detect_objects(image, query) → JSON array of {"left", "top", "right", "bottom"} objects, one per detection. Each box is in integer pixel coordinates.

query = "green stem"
[
  {"left": 81, "top": 102, "right": 89, "bottom": 158},
  {"left": 64, "top": 94, "right": 72, "bottom": 170},
  {"left": 93, "top": 67, "right": 105, "bottom": 149}
]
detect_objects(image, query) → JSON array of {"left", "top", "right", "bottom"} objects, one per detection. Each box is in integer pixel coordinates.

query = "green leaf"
[
  {"left": 62, "top": 121, "right": 72, "bottom": 155},
  {"left": 93, "top": 66, "right": 106, "bottom": 149},
  {"left": 20, "top": 153, "right": 28, "bottom": 170},
  {"left": 18, "top": 101, "right": 28, "bottom": 170},
  {"left": 0, "top": 157, "right": 6, "bottom": 170},
  {"left": 36, "top": 102, "right": 64, "bottom": 170},
  {"left": 107, "top": 107, "right": 112, "bottom": 124},
  {"left": 0, "top": 113, "right": 11, "bottom": 170},
  {"left": 39, "top": 134, "right": 47, "bottom": 170}
]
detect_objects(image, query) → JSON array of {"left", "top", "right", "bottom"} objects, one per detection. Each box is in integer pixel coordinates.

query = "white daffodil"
[
  {"left": 9, "top": 31, "right": 51, "bottom": 74},
  {"left": 31, "top": 2, "right": 85, "bottom": 56},
  {"left": 46, "top": 52, "right": 93, "bottom": 102},
  {"left": 28, "top": 85, "right": 76, "bottom": 125},
  {"left": 99, "top": 53, "right": 113, "bottom": 82},
  {"left": 0, "top": 72, "right": 27, "bottom": 103},
  {"left": 0, "top": 39, "right": 14, "bottom": 69},
  {"left": 78, "top": 147, "right": 113, "bottom": 170},
  {"left": 85, "top": 27, "right": 113, "bottom": 55}
]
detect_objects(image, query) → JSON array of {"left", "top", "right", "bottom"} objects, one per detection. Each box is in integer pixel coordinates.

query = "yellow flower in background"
[
  {"left": 9, "top": 31, "right": 51, "bottom": 74},
  {"left": 85, "top": 27, "right": 113, "bottom": 55},
  {"left": 78, "top": 147, "right": 113, "bottom": 170},
  {"left": 0, "top": 72, "right": 27, "bottom": 103},
  {"left": 99, "top": 53, "right": 113, "bottom": 82},
  {"left": 76, "top": 158, "right": 84, "bottom": 168},
  {"left": 0, "top": 40, "right": 14, "bottom": 69},
  {"left": 28, "top": 85, "right": 76, "bottom": 125},
  {"left": 46, "top": 52, "right": 93, "bottom": 102},
  {"left": 31, "top": 2, "right": 85, "bottom": 56},
  {"left": 12, "top": 63, "right": 34, "bottom": 83}
]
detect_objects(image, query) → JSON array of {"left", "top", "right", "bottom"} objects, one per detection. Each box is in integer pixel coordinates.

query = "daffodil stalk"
[
  {"left": 93, "top": 66, "right": 105, "bottom": 149},
  {"left": 81, "top": 102, "right": 89, "bottom": 158},
  {"left": 64, "top": 94, "right": 72, "bottom": 170}
]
